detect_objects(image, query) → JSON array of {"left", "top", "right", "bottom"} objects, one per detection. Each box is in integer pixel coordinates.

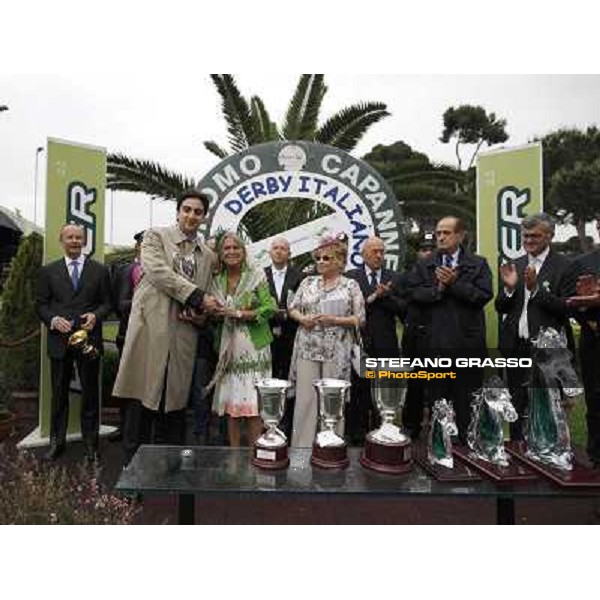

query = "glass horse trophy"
[{"left": 526, "top": 327, "right": 583, "bottom": 471}]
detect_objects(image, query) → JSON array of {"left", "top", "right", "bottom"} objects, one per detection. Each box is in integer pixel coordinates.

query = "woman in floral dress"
[
  {"left": 207, "top": 233, "right": 277, "bottom": 447},
  {"left": 288, "top": 234, "right": 365, "bottom": 447}
]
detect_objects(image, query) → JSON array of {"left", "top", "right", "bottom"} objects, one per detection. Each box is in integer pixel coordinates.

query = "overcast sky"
[{"left": 1, "top": 74, "right": 599, "bottom": 246}]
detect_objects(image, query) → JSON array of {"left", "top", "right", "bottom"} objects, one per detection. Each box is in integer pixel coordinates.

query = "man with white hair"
[
  {"left": 346, "top": 236, "right": 406, "bottom": 444},
  {"left": 265, "top": 236, "right": 304, "bottom": 439}
]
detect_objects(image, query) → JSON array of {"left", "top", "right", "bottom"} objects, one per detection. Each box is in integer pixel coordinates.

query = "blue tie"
[
  {"left": 70, "top": 261, "right": 80, "bottom": 290},
  {"left": 370, "top": 271, "right": 378, "bottom": 289},
  {"left": 444, "top": 254, "right": 453, "bottom": 268}
]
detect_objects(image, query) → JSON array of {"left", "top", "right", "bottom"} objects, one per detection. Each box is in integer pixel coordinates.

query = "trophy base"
[
  {"left": 414, "top": 444, "right": 481, "bottom": 482},
  {"left": 360, "top": 433, "right": 412, "bottom": 475},
  {"left": 506, "top": 442, "right": 600, "bottom": 488},
  {"left": 311, "top": 442, "right": 349, "bottom": 470},
  {"left": 252, "top": 442, "right": 290, "bottom": 471},
  {"left": 453, "top": 444, "right": 538, "bottom": 483}
]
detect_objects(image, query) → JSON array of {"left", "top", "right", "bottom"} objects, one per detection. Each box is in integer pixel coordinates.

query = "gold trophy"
[{"left": 68, "top": 329, "right": 99, "bottom": 360}]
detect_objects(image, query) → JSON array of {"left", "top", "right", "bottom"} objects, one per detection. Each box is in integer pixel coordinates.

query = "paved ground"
[{"left": 3, "top": 404, "right": 600, "bottom": 525}]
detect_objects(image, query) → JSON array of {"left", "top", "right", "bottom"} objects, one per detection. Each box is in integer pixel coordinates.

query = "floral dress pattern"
[
  {"left": 289, "top": 275, "right": 365, "bottom": 382},
  {"left": 210, "top": 269, "right": 276, "bottom": 418}
]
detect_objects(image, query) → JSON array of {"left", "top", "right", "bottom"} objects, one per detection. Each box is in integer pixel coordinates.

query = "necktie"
[
  {"left": 70, "top": 261, "right": 79, "bottom": 290},
  {"left": 274, "top": 270, "right": 285, "bottom": 301},
  {"left": 444, "top": 254, "right": 453, "bottom": 268},
  {"left": 370, "top": 271, "right": 378, "bottom": 289}
]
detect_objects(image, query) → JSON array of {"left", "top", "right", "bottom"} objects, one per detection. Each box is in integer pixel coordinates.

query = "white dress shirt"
[
  {"left": 272, "top": 266, "right": 287, "bottom": 302},
  {"left": 365, "top": 266, "right": 382, "bottom": 286},
  {"left": 518, "top": 246, "right": 550, "bottom": 339},
  {"left": 64, "top": 254, "right": 86, "bottom": 279}
]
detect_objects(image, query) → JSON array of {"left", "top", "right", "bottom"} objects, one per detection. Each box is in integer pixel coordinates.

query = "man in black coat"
[
  {"left": 405, "top": 216, "right": 493, "bottom": 442},
  {"left": 401, "top": 233, "right": 435, "bottom": 440},
  {"left": 495, "top": 213, "right": 577, "bottom": 441},
  {"left": 35, "top": 224, "right": 112, "bottom": 461},
  {"left": 108, "top": 230, "right": 144, "bottom": 448},
  {"left": 346, "top": 236, "right": 406, "bottom": 444},
  {"left": 264, "top": 237, "right": 304, "bottom": 439},
  {"left": 567, "top": 219, "right": 600, "bottom": 467}
]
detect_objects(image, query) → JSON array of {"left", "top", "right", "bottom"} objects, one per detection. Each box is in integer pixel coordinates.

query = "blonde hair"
[{"left": 217, "top": 232, "right": 247, "bottom": 267}]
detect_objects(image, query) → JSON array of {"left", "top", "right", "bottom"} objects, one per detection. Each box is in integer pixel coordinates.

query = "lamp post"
[
  {"left": 110, "top": 188, "right": 115, "bottom": 244},
  {"left": 149, "top": 195, "right": 155, "bottom": 227},
  {"left": 33, "top": 146, "right": 44, "bottom": 225}
]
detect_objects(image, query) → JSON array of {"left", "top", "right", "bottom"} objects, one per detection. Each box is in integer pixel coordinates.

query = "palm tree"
[{"left": 107, "top": 75, "right": 391, "bottom": 240}]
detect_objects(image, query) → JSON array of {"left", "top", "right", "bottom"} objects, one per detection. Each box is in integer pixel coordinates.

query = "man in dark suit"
[
  {"left": 405, "top": 216, "right": 493, "bottom": 442},
  {"left": 346, "top": 236, "right": 406, "bottom": 444},
  {"left": 495, "top": 213, "right": 577, "bottom": 441},
  {"left": 264, "top": 237, "right": 304, "bottom": 439},
  {"left": 402, "top": 232, "right": 436, "bottom": 440},
  {"left": 567, "top": 218, "right": 600, "bottom": 467},
  {"left": 36, "top": 224, "right": 112, "bottom": 461}
]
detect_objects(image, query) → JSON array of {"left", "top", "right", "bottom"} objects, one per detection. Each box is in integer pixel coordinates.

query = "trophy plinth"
[
  {"left": 311, "top": 442, "right": 349, "bottom": 469},
  {"left": 360, "top": 432, "right": 412, "bottom": 474},
  {"left": 360, "top": 375, "right": 413, "bottom": 475},
  {"left": 252, "top": 442, "right": 290, "bottom": 470},
  {"left": 252, "top": 378, "right": 291, "bottom": 471},
  {"left": 310, "top": 378, "right": 351, "bottom": 470}
]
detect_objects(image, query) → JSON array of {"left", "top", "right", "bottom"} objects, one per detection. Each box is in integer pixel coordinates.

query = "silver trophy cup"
[
  {"left": 311, "top": 378, "right": 351, "bottom": 469},
  {"left": 360, "top": 373, "right": 413, "bottom": 474},
  {"left": 252, "top": 378, "right": 291, "bottom": 470},
  {"left": 370, "top": 378, "right": 409, "bottom": 444}
]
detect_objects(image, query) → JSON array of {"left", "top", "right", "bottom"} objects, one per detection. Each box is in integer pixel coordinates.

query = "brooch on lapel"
[{"left": 541, "top": 280, "right": 551, "bottom": 293}]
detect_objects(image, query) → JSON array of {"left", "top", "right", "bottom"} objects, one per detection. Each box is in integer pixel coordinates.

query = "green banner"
[
  {"left": 477, "top": 143, "right": 543, "bottom": 349},
  {"left": 39, "top": 138, "right": 106, "bottom": 439}
]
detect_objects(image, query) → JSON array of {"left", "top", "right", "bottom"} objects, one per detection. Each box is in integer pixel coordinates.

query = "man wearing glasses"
[{"left": 496, "top": 213, "right": 577, "bottom": 441}]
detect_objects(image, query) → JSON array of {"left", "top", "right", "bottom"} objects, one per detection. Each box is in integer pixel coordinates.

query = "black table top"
[{"left": 116, "top": 446, "right": 600, "bottom": 499}]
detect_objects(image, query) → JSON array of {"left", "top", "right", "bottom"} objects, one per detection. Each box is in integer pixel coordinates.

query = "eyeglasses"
[{"left": 315, "top": 255, "right": 332, "bottom": 262}]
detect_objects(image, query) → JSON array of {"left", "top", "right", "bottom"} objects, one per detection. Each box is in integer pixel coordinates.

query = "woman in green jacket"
[{"left": 207, "top": 232, "right": 277, "bottom": 447}]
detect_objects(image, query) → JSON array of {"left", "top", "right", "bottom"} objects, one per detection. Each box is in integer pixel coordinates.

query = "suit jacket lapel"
[
  {"left": 57, "top": 259, "right": 75, "bottom": 292},
  {"left": 265, "top": 266, "right": 277, "bottom": 300},
  {"left": 537, "top": 250, "right": 553, "bottom": 284},
  {"left": 360, "top": 266, "right": 371, "bottom": 295},
  {"left": 75, "top": 260, "right": 90, "bottom": 294}
]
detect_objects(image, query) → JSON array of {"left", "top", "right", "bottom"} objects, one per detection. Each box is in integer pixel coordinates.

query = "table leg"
[
  {"left": 178, "top": 494, "right": 195, "bottom": 525},
  {"left": 497, "top": 496, "right": 515, "bottom": 525}
]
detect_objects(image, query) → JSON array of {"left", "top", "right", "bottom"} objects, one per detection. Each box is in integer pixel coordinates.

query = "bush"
[
  {"left": 0, "top": 232, "right": 43, "bottom": 406},
  {"left": 0, "top": 446, "right": 141, "bottom": 524}
]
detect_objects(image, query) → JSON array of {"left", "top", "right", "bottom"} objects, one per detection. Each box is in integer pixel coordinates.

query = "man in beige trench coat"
[{"left": 113, "top": 190, "right": 219, "bottom": 460}]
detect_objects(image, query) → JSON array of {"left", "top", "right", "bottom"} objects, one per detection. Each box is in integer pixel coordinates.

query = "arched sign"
[{"left": 197, "top": 141, "right": 405, "bottom": 270}]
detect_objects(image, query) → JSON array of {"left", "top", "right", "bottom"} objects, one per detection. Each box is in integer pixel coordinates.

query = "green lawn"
[
  {"left": 569, "top": 398, "right": 587, "bottom": 447},
  {"left": 102, "top": 321, "right": 118, "bottom": 343}
]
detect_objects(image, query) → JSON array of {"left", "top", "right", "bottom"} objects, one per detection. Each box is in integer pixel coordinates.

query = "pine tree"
[{"left": 0, "top": 232, "right": 43, "bottom": 411}]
